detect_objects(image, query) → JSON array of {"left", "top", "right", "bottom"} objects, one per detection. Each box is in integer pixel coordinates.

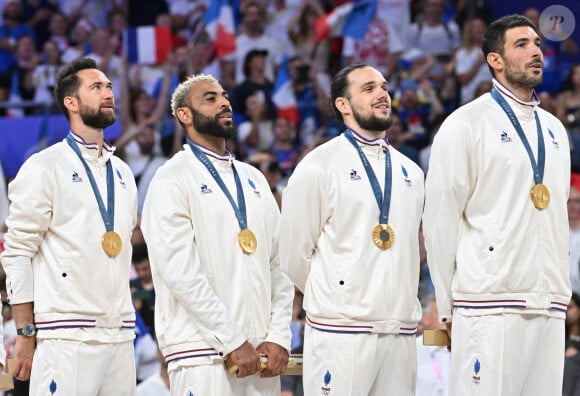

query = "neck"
[
  {"left": 346, "top": 124, "right": 386, "bottom": 141},
  {"left": 70, "top": 120, "right": 105, "bottom": 156},
  {"left": 188, "top": 131, "right": 227, "bottom": 154},
  {"left": 497, "top": 77, "right": 535, "bottom": 102}
]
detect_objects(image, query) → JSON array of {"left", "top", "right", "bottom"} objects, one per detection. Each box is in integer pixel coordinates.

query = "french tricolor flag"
[
  {"left": 315, "top": 0, "right": 377, "bottom": 41},
  {"left": 204, "top": 0, "right": 236, "bottom": 58},
  {"left": 273, "top": 55, "right": 300, "bottom": 126},
  {"left": 123, "top": 26, "right": 172, "bottom": 64}
]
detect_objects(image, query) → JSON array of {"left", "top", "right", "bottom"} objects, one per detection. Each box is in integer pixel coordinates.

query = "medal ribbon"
[
  {"left": 344, "top": 129, "right": 392, "bottom": 225},
  {"left": 490, "top": 87, "right": 545, "bottom": 185},
  {"left": 66, "top": 133, "right": 115, "bottom": 231},
  {"left": 187, "top": 139, "right": 248, "bottom": 230}
]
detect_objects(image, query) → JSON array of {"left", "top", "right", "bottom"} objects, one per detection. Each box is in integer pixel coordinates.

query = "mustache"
[
  {"left": 216, "top": 108, "right": 233, "bottom": 117},
  {"left": 527, "top": 58, "right": 543, "bottom": 68}
]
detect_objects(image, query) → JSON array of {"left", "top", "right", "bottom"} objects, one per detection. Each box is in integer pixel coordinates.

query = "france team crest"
[
  {"left": 321, "top": 369, "right": 332, "bottom": 395},
  {"left": 472, "top": 358, "right": 481, "bottom": 385}
]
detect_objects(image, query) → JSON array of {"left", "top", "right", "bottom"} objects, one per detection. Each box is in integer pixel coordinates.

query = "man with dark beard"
[
  {"left": 423, "top": 14, "right": 571, "bottom": 395},
  {"left": 140, "top": 74, "right": 293, "bottom": 395},
  {"left": 279, "top": 64, "right": 425, "bottom": 396},
  {"left": 0, "top": 57, "right": 138, "bottom": 394}
]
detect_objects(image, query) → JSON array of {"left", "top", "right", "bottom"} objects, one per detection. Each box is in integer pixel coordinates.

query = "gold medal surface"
[
  {"left": 372, "top": 224, "right": 395, "bottom": 250},
  {"left": 530, "top": 183, "right": 550, "bottom": 209},
  {"left": 102, "top": 231, "right": 122, "bottom": 257},
  {"left": 238, "top": 229, "right": 257, "bottom": 254}
]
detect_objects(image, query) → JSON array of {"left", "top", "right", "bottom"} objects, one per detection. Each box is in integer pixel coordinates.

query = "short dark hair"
[
  {"left": 482, "top": 14, "right": 538, "bottom": 77},
  {"left": 132, "top": 242, "right": 149, "bottom": 263},
  {"left": 53, "top": 57, "right": 98, "bottom": 119},
  {"left": 329, "top": 64, "right": 368, "bottom": 123}
]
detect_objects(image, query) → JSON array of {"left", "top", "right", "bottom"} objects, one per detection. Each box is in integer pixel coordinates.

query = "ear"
[
  {"left": 334, "top": 97, "right": 350, "bottom": 116},
  {"left": 175, "top": 107, "right": 192, "bottom": 126},
  {"left": 486, "top": 52, "right": 503, "bottom": 74},
  {"left": 63, "top": 96, "right": 78, "bottom": 114}
]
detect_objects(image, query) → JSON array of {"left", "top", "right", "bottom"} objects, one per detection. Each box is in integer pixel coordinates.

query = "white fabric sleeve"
[
  {"left": 423, "top": 115, "right": 475, "bottom": 322},
  {"left": 279, "top": 159, "right": 329, "bottom": 292},
  {"left": 141, "top": 174, "right": 246, "bottom": 355},
  {"left": 1, "top": 157, "right": 53, "bottom": 304}
]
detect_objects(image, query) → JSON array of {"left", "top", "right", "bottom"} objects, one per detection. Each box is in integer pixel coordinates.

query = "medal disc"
[
  {"left": 238, "top": 229, "right": 257, "bottom": 254},
  {"left": 372, "top": 224, "right": 395, "bottom": 250},
  {"left": 530, "top": 183, "right": 550, "bottom": 209},
  {"left": 102, "top": 231, "right": 122, "bottom": 257}
]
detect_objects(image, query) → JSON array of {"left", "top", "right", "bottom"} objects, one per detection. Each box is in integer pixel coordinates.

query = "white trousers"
[
  {"left": 450, "top": 311, "right": 565, "bottom": 396},
  {"left": 30, "top": 338, "right": 136, "bottom": 396},
  {"left": 303, "top": 325, "right": 417, "bottom": 396},
  {"left": 169, "top": 362, "right": 280, "bottom": 396}
]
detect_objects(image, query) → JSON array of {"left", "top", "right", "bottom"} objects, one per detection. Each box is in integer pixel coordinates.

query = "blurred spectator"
[
  {"left": 416, "top": 293, "right": 450, "bottom": 396},
  {"left": 557, "top": 64, "right": 580, "bottom": 134},
  {"left": 343, "top": 11, "right": 403, "bottom": 81},
  {"left": 135, "top": 349, "right": 169, "bottom": 396},
  {"left": 455, "top": 17, "right": 491, "bottom": 104},
  {"left": 124, "top": 0, "right": 169, "bottom": 27},
  {"left": 61, "top": 17, "right": 93, "bottom": 63},
  {"left": 271, "top": 116, "right": 300, "bottom": 177},
  {"left": 108, "top": 9, "right": 127, "bottom": 55},
  {"left": 57, "top": 0, "right": 119, "bottom": 29},
  {"left": 287, "top": 54, "right": 327, "bottom": 150},
  {"left": 169, "top": 0, "right": 210, "bottom": 42},
  {"left": 47, "top": 11, "right": 70, "bottom": 53},
  {"left": 405, "top": 0, "right": 460, "bottom": 85},
  {"left": 247, "top": 150, "right": 286, "bottom": 208},
  {"left": 0, "top": 35, "right": 38, "bottom": 117},
  {"left": 417, "top": 226, "right": 434, "bottom": 301},
  {"left": 231, "top": 48, "right": 276, "bottom": 123},
  {"left": 21, "top": 0, "right": 58, "bottom": 50},
  {"left": 418, "top": 111, "right": 448, "bottom": 174},
  {"left": 130, "top": 243, "right": 156, "bottom": 335},
  {"left": 31, "top": 39, "right": 63, "bottom": 109},
  {"left": 569, "top": 175, "right": 580, "bottom": 296},
  {"left": 280, "top": 287, "right": 304, "bottom": 396},
  {"left": 287, "top": 0, "right": 330, "bottom": 77},
  {"left": 86, "top": 27, "right": 123, "bottom": 101},
  {"left": 0, "top": 1, "right": 36, "bottom": 75},
  {"left": 385, "top": 110, "right": 420, "bottom": 165},
  {"left": 472, "top": 79, "right": 492, "bottom": 98},
  {"left": 237, "top": 92, "right": 276, "bottom": 158},
  {"left": 265, "top": 0, "right": 298, "bottom": 55},
  {"left": 134, "top": 310, "right": 161, "bottom": 384},
  {"left": 378, "top": 0, "right": 412, "bottom": 40},
  {"left": 230, "top": 0, "right": 281, "bottom": 84},
  {"left": 393, "top": 78, "right": 444, "bottom": 151},
  {"left": 524, "top": 7, "right": 578, "bottom": 95},
  {"left": 563, "top": 293, "right": 580, "bottom": 396},
  {"left": 116, "top": 58, "right": 172, "bottom": 213}
]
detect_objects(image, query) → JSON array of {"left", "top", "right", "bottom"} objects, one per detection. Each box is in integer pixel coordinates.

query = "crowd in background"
[{"left": 0, "top": 0, "right": 579, "bottom": 395}]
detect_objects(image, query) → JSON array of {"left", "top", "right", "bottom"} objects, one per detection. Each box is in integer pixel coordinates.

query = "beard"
[
  {"left": 190, "top": 106, "right": 236, "bottom": 140},
  {"left": 79, "top": 101, "right": 116, "bottom": 129},
  {"left": 351, "top": 102, "right": 393, "bottom": 132},
  {"left": 504, "top": 58, "right": 543, "bottom": 90}
]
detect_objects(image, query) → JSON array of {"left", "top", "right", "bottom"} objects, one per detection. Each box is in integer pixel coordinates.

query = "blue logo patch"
[
  {"left": 500, "top": 131, "right": 512, "bottom": 142},
  {"left": 350, "top": 170, "right": 361, "bottom": 180},
  {"left": 115, "top": 168, "right": 126, "bottom": 187},
  {"left": 248, "top": 178, "right": 261, "bottom": 197},
  {"left": 321, "top": 370, "right": 332, "bottom": 395},
  {"left": 548, "top": 128, "right": 559, "bottom": 148},
  {"left": 401, "top": 165, "right": 412, "bottom": 186},
  {"left": 472, "top": 358, "right": 481, "bottom": 385},
  {"left": 50, "top": 379, "right": 57, "bottom": 395}
]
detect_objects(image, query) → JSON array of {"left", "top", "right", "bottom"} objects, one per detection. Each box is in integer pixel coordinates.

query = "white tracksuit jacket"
[
  {"left": 1, "top": 133, "right": 137, "bottom": 343},
  {"left": 280, "top": 130, "right": 424, "bottom": 334},
  {"left": 423, "top": 80, "right": 571, "bottom": 323},
  {"left": 141, "top": 144, "right": 293, "bottom": 370}
]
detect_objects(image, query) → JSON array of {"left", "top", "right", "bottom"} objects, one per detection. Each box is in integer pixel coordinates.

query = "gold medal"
[
  {"left": 238, "top": 229, "right": 257, "bottom": 254},
  {"left": 372, "top": 224, "right": 395, "bottom": 250},
  {"left": 530, "top": 183, "right": 550, "bottom": 209},
  {"left": 102, "top": 231, "right": 122, "bottom": 257}
]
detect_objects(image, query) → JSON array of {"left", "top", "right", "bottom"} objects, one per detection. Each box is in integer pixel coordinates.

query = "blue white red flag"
[
  {"left": 123, "top": 26, "right": 173, "bottom": 64},
  {"left": 315, "top": 0, "right": 377, "bottom": 41},
  {"left": 204, "top": 0, "right": 236, "bottom": 58},
  {"left": 272, "top": 55, "right": 300, "bottom": 125}
]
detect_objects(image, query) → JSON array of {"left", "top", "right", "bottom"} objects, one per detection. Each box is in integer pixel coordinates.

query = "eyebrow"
[
  {"left": 360, "top": 80, "right": 388, "bottom": 90},
  {"left": 88, "top": 80, "right": 112, "bottom": 88},
  {"left": 513, "top": 35, "right": 540, "bottom": 46}
]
